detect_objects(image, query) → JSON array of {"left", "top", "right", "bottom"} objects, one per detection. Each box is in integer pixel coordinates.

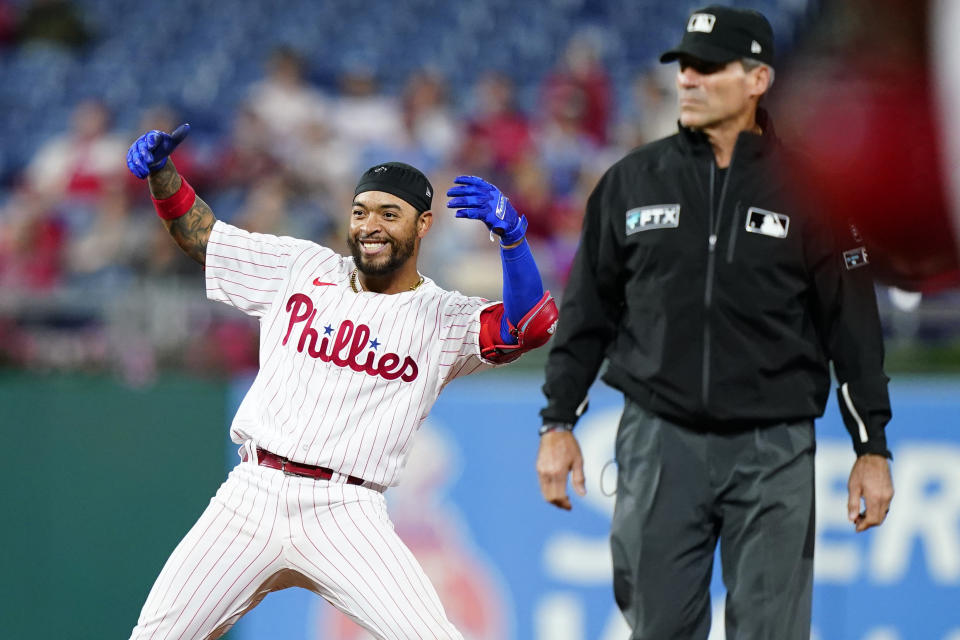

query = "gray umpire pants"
[{"left": 610, "top": 399, "right": 815, "bottom": 640}]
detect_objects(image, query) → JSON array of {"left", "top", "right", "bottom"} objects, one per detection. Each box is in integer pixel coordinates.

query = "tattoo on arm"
[
  {"left": 163, "top": 197, "right": 215, "bottom": 265},
  {"left": 147, "top": 161, "right": 181, "bottom": 199},
  {"left": 148, "top": 159, "right": 216, "bottom": 265}
]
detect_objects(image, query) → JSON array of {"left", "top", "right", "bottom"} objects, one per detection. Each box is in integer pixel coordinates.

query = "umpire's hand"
[
  {"left": 848, "top": 453, "right": 894, "bottom": 532},
  {"left": 536, "top": 431, "right": 586, "bottom": 510}
]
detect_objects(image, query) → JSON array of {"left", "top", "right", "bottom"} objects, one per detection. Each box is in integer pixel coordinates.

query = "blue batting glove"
[
  {"left": 126, "top": 123, "right": 191, "bottom": 179},
  {"left": 446, "top": 175, "right": 528, "bottom": 245}
]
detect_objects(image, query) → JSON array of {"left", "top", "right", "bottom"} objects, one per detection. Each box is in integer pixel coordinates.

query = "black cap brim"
[
  {"left": 660, "top": 41, "right": 741, "bottom": 65},
  {"left": 355, "top": 181, "right": 431, "bottom": 213}
]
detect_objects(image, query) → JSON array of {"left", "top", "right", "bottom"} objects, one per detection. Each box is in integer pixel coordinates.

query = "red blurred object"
[
  {"left": 778, "top": 2, "right": 960, "bottom": 291},
  {"left": 0, "top": 214, "right": 65, "bottom": 291}
]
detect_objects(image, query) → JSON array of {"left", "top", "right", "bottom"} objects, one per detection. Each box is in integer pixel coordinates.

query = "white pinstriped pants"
[{"left": 129, "top": 458, "right": 463, "bottom": 640}]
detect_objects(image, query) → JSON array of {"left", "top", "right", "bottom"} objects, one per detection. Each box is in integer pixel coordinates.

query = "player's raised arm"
[
  {"left": 126, "top": 124, "right": 215, "bottom": 265},
  {"left": 446, "top": 175, "right": 558, "bottom": 363}
]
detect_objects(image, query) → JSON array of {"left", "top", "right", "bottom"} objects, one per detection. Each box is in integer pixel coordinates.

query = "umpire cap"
[{"left": 660, "top": 5, "right": 774, "bottom": 67}]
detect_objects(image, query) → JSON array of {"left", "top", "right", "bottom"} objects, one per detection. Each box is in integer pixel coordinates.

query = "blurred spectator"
[
  {"left": 400, "top": 69, "right": 459, "bottom": 167},
  {"left": 246, "top": 47, "right": 329, "bottom": 162},
  {"left": 354, "top": 68, "right": 460, "bottom": 174},
  {"left": 16, "top": 0, "right": 91, "bottom": 50},
  {"left": 458, "top": 72, "right": 534, "bottom": 180},
  {"left": 507, "top": 153, "right": 558, "bottom": 243},
  {"left": 507, "top": 152, "right": 588, "bottom": 284},
  {"left": 135, "top": 224, "right": 200, "bottom": 278},
  {"left": 329, "top": 66, "right": 404, "bottom": 153},
  {"left": 0, "top": 186, "right": 65, "bottom": 291},
  {"left": 214, "top": 105, "right": 283, "bottom": 192},
  {"left": 232, "top": 175, "right": 292, "bottom": 235},
  {"left": 188, "top": 319, "right": 260, "bottom": 374},
  {"left": 283, "top": 118, "right": 359, "bottom": 207},
  {"left": 65, "top": 181, "right": 146, "bottom": 290},
  {"left": 534, "top": 77, "right": 601, "bottom": 200},
  {"left": 540, "top": 29, "right": 613, "bottom": 146},
  {"left": 24, "top": 99, "right": 126, "bottom": 207},
  {"left": 616, "top": 67, "right": 678, "bottom": 149},
  {"left": 232, "top": 173, "right": 335, "bottom": 245},
  {"left": 18, "top": 98, "right": 126, "bottom": 288}
]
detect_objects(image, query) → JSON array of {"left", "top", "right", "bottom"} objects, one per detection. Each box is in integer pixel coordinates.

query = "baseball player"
[{"left": 125, "top": 124, "right": 557, "bottom": 639}]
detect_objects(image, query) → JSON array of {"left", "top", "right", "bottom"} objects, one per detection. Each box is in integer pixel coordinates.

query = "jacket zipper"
[
  {"left": 702, "top": 162, "right": 716, "bottom": 408},
  {"left": 726, "top": 200, "right": 742, "bottom": 263},
  {"left": 701, "top": 152, "right": 735, "bottom": 408}
]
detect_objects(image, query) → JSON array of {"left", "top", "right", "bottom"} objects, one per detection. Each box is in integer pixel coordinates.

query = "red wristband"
[{"left": 151, "top": 177, "right": 196, "bottom": 220}]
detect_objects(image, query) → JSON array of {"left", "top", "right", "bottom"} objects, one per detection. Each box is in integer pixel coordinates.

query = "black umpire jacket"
[{"left": 541, "top": 111, "right": 891, "bottom": 457}]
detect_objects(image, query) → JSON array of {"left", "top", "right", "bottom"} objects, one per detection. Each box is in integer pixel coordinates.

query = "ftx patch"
[{"left": 626, "top": 204, "right": 681, "bottom": 235}]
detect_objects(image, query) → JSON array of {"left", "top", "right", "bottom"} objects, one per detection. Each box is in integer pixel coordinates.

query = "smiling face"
[
  {"left": 347, "top": 191, "right": 430, "bottom": 276},
  {"left": 675, "top": 55, "right": 768, "bottom": 130}
]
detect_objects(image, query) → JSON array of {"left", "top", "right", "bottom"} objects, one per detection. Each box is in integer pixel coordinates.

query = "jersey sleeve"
[
  {"left": 540, "top": 169, "right": 625, "bottom": 425},
  {"left": 205, "top": 220, "right": 310, "bottom": 318},
  {"left": 437, "top": 293, "right": 502, "bottom": 387},
  {"left": 806, "top": 218, "right": 892, "bottom": 457}
]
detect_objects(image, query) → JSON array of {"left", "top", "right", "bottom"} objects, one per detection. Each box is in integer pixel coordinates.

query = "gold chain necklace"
[{"left": 350, "top": 268, "right": 424, "bottom": 293}]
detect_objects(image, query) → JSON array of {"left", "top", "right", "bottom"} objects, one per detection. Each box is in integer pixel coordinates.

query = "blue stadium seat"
[{"left": 0, "top": 0, "right": 811, "bottom": 184}]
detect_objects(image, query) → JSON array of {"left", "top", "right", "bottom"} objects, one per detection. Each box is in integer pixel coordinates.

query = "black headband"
[{"left": 354, "top": 162, "right": 434, "bottom": 213}]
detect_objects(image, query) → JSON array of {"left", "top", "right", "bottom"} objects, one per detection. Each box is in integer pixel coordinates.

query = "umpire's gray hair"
[{"left": 741, "top": 58, "right": 775, "bottom": 90}]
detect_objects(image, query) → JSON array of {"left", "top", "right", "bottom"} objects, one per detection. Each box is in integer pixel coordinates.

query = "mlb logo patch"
[
  {"left": 744, "top": 207, "right": 790, "bottom": 238},
  {"left": 687, "top": 13, "right": 716, "bottom": 33},
  {"left": 626, "top": 204, "right": 681, "bottom": 235}
]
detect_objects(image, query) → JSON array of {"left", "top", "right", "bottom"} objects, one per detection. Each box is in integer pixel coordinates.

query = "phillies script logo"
[{"left": 282, "top": 293, "right": 418, "bottom": 382}]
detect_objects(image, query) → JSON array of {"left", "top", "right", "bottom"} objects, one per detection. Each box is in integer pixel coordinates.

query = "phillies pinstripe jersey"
[{"left": 206, "top": 220, "right": 497, "bottom": 487}]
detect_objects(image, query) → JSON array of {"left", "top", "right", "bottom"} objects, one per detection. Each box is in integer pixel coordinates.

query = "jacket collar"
[{"left": 676, "top": 108, "right": 779, "bottom": 159}]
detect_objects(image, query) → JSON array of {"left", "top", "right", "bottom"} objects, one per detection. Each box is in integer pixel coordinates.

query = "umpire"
[{"left": 535, "top": 6, "right": 894, "bottom": 640}]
